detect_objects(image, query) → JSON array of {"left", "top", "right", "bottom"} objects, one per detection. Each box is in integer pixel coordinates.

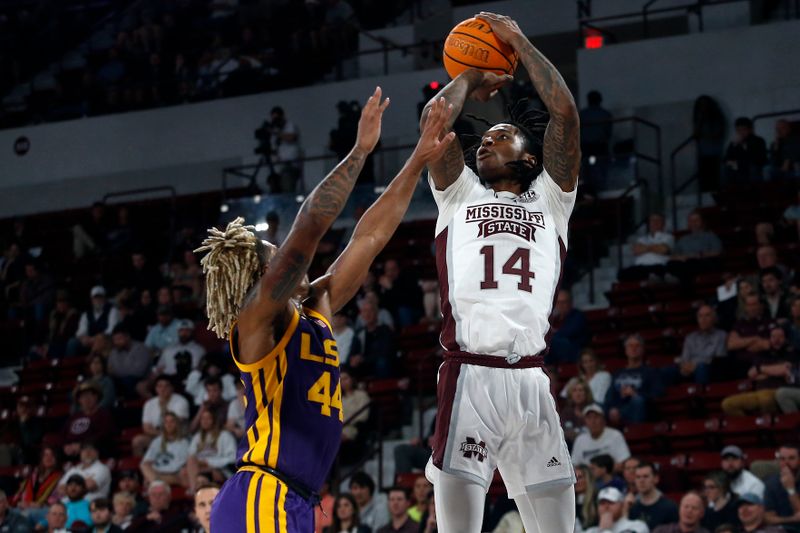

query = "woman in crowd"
[
  {"left": 574, "top": 464, "right": 598, "bottom": 531},
  {"left": 323, "top": 493, "right": 372, "bottom": 533},
  {"left": 12, "top": 445, "right": 63, "bottom": 523},
  {"left": 701, "top": 470, "right": 740, "bottom": 531},
  {"left": 81, "top": 354, "right": 117, "bottom": 411},
  {"left": 409, "top": 476, "right": 433, "bottom": 523},
  {"left": 560, "top": 379, "right": 594, "bottom": 446},
  {"left": 140, "top": 411, "right": 189, "bottom": 486},
  {"left": 182, "top": 408, "right": 237, "bottom": 494},
  {"left": 561, "top": 349, "right": 611, "bottom": 405},
  {"left": 112, "top": 490, "right": 136, "bottom": 529}
]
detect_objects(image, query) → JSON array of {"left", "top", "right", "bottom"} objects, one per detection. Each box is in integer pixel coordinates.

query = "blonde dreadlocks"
[{"left": 194, "top": 217, "right": 270, "bottom": 339}]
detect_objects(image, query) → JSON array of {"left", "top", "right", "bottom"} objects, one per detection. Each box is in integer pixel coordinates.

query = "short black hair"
[
  {"left": 349, "top": 471, "right": 375, "bottom": 495},
  {"left": 589, "top": 454, "right": 614, "bottom": 474},
  {"left": 271, "top": 106, "right": 284, "bottom": 116},
  {"left": 111, "top": 324, "right": 130, "bottom": 336},
  {"left": 635, "top": 461, "right": 659, "bottom": 476},
  {"left": 204, "top": 376, "right": 222, "bottom": 389},
  {"left": 734, "top": 117, "right": 753, "bottom": 129},
  {"left": 154, "top": 374, "right": 174, "bottom": 387},
  {"left": 388, "top": 486, "right": 410, "bottom": 499},
  {"left": 760, "top": 266, "right": 783, "bottom": 281},
  {"left": 587, "top": 90, "right": 603, "bottom": 106},
  {"left": 91, "top": 498, "right": 111, "bottom": 510}
]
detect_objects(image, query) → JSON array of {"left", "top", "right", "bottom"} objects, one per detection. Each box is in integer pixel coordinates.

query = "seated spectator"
[
  {"left": 89, "top": 497, "right": 122, "bottom": 533},
  {"left": 739, "top": 492, "right": 787, "bottom": 533},
  {"left": 189, "top": 376, "right": 230, "bottom": 432},
  {"left": 666, "top": 210, "right": 723, "bottom": 287},
  {"left": 183, "top": 409, "right": 236, "bottom": 494},
  {"left": 225, "top": 380, "right": 246, "bottom": 440},
  {"left": 153, "top": 319, "right": 205, "bottom": 377},
  {"left": 585, "top": 487, "right": 648, "bottom": 533},
  {"left": 68, "top": 286, "right": 120, "bottom": 357},
  {"left": 62, "top": 384, "right": 115, "bottom": 459},
  {"left": 140, "top": 412, "right": 190, "bottom": 486},
  {"left": 332, "top": 313, "right": 357, "bottom": 366},
  {"left": 82, "top": 355, "right": 117, "bottom": 412},
  {"left": 756, "top": 246, "right": 790, "bottom": 281},
  {"left": 727, "top": 294, "right": 771, "bottom": 375},
  {"left": 0, "top": 395, "right": 44, "bottom": 465},
  {"left": 340, "top": 368, "right": 370, "bottom": 465},
  {"left": 408, "top": 476, "right": 432, "bottom": 524},
  {"left": 721, "top": 446, "right": 766, "bottom": 499},
  {"left": 623, "top": 457, "right": 642, "bottom": 495},
  {"left": 723, "top": 117, "right": 768, "bottom": 182},
  {"left": 769, "top": 120, "right": 800, "bottom": 180},
  {"left": 356, "top": 291, "right": 395, "bottom": 331},
  {"left": 185, "top": 357, "right": 237, "bottom": 407},
  {"left": 323, "top": 493, "right": 371, "bottom": 533},
  {"left": 575, "top": 464, "right": 599, "bottom": 531},
  {"left": 548, "top": 289, "right": 590, "bottom": 364},
  {"left": 12, "top": 445, "right": 62, "bottom": 516},
  {"left": 561, "top": 378, "right": 594, "bottom": 446},
  {"left": 351, "top": 298, "right": 396, "bottom": 379},
  {"left": 628, "top": 462, "right": 679, "bottom": 530},
  {"left": 761, "top": 268, "right": 791, "bottom": 322},
  {"left": 605, "top": 334, "right": 663, "bottom": 424},
  {"left": 571, "top": 404, "right": 631, "bottom": 468},
  {"left": 193, "top": 484, "right": 220, "bottom": 533},
  {"left": 590, "top": 454, "right": 626, "bottom": 492},
  {"left": 667, "top": 305, "right": 727, "bottom": 385},
  {"left": 115, "top": 470, "right": 147, "bottom": 516},
  {"left": 107, "top": 325, "right": 151, "bottom": 398},
  {"left": 144, "top": 305, "right": 179, "bottom": 354},
  {"left": 111, "top": 491, "right": 135, "bottom": 530},
  {"left": 13, "top": 260, "right": 55, "bottom": 335},
  {"left": 123, "top": 252, "right": 163, "bottom": 299},
  {"left": 134, "top": 374, "right": 190, "bottom": 456},
  {"left": 42, "top": 290, "right": 79, "bottom": 359},
  {"left": 717, "top": 278, "right": 759, "bottom": 332},
  {"left": 350, "top": 471, "right": 389, "bottom": 532},
  {"left": 378, "top": 258, "right": 423, "bottom": 328},
  {"left": 62, "top": 474, "right": 92, "bottom": 529},
  {"left": 619, "top": 213, "right": 675, "bottom": 282},
  {"left": 722, "top": 327, "right": 795, "bottom": 416},
  {"left": 653, "top": 491, "right": 709, "bottom": 533},
  {"left": 44, "top": 501, "right": 68, "bottom": 533},
  {"left": 561, "top": 349, "right": 613, "bottom": 405},
  {"left": 702, "top": 471, "right": 741, "bottom": 531},
  {"left": 0, "top": 489, "right": 32, "bottom": 532},
  {"left": 377, "top": 487, "right": 416, "bottom": 533},
  {"left": 58, "top": 443, "right": 111, "bottom": 502},
  {"left": 764, "top": 444, "right": 800, "bottom": 531},
  {"left": 126, "top": 480, "right": 190, "bottom": 532}
]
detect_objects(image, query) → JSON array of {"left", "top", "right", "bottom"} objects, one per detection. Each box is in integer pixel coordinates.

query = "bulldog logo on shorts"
[{"left": 460, "top": 437, "right": 488, "bottom": 462}]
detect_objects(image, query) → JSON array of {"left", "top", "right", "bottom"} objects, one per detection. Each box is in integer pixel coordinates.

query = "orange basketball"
[{"left": 442, "top": 17, "right": 519, "bottom": 79}]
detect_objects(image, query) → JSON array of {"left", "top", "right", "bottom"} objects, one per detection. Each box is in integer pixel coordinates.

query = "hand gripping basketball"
[
  {"left": 356, "top": 86, "right": 391, "bottom": 153},
  {"left": 411, "top": 97, "right": 456, "bottom": 164},
  {"left": 474, "top": 12, "right": 526, "bottom": 49},
  {"left": 470, "top": 71, "right": 513, "bottom": 102}
]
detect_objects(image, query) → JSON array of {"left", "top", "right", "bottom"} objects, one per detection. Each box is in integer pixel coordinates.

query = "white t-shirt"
[
  {"left": 185, "top": 372, "right": 238, "bottom": 406},
  {"left": 141, "top": 394, "right": 191, "bottom": 428},
  {"left": 332, "top": 326, "right": 355, "bottom": 364},
  {"left": 571, "top": 427, "right": 631, "bottom": 465},
  {"left": 585, "top": 518, "right": 649, "bottom": 533},
  {"left": 430, "top": 166, "right": 577, "bottom": 358},
  {"left": 143, "top": 437, "right": 190, "bottom": 474},
  {"left": 633, "top": 231, "right": 674, "bottom": 266},
  {"left": 561, "top": 372, "right": 613, "bottom": 404},
  {"left": 188, "top": 430, "right": 237, "bottom": 468},
  {"left": 156, "top": 341, "right": 206, "bottom": 375},
  {"left": 227, "top": 396, "right": 245, "bottom": 434},
  {"left": 59, "top": 460, "right": 111, "bottom": 501},
  {"left": 731, "top": 468, "right": 765, "bottom": 498}
]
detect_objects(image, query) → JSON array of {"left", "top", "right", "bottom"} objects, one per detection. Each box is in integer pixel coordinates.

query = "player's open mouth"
[{"left": 477, "top": 149, "right": 493, "bottom": 160}]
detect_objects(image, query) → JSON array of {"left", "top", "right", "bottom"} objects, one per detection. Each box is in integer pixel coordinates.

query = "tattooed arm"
[
  {"left": 239, "top": 87, "right": 389, "bottom": 335},
  {"left": 421, "top": 70, "right": 512, "bottom": 191},
  {"left": 478, "top": 12, "right": 580, "bottom": 192}
]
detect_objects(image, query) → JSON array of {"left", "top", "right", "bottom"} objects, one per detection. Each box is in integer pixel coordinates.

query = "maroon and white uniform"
[{"left": 425, "top": 164, "right": 576, "bottom": 497}]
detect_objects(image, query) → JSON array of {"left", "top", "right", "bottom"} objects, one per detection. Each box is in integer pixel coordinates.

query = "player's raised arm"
[
  {"left": 242, "top": 87, "right": 389, "bottom": 324},
  {"left": 316, "top": 98, "right": 456, "bottom": 313},
  {"left": 421, "top": 70, "right": 512, "bottom": 191},
  {"left": 477, "top": 11, "right": 580, "bottom": 192}
]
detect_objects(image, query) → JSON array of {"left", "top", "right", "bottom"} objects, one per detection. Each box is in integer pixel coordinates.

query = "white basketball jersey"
[{"left": 430, "top": 165, "right": 577, "bottom": 359}]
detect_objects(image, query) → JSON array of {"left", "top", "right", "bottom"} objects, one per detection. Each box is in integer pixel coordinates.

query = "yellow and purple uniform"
[{"left": 210, "top": 307, "right": 343, "bottom": 532}]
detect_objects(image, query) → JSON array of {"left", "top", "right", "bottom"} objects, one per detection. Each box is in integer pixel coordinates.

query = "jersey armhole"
[{"left": 230, "top": 307, "right": 300, "bottom": 372}]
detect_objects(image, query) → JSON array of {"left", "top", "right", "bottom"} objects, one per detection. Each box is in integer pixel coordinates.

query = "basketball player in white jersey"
[{"left": 420, "top": 12, "right": 580, "bottom": 533}]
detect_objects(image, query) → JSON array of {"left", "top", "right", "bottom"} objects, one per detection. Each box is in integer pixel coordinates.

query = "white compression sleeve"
[
  {"left": 514, "top": 483, "right": 576, "bottom": 533},
  {"left": 434, "top": 470, "right": 487, "bottom": 533}
]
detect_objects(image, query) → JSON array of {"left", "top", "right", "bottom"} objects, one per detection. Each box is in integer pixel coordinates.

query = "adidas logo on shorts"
[{"left": 546, "top": 456, "right": 561, "bottom": 468}]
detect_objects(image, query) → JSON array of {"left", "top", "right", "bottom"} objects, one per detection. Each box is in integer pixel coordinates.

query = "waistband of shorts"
[
  {"left": 443, "top": 350, "right": 544, "bottom": 368},
  {"left": 238, "top": 464, "right": 320, "bottom": 504}
]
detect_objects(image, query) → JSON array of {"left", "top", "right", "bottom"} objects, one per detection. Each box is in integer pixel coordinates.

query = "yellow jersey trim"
[
  {"left": 230, "top": 307, "right": 300, "bottom": 372},
  {"left": 304, "top": 307, "right": 332, "bottom": 330}
]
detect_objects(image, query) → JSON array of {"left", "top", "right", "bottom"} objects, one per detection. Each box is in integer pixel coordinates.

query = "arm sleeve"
[
  {"left": 188, "top": 434, "right": 200, "bottom": 455},
  {"left": 143, "top": 438, "right": 160, "bottom": 462},
  {"left": 173, "top": 395, "right": 190, "bottom": 420},
  {"left": 571, "top": 437, "right": 584, "bottom": 465},
  {"left": 612, "top": 432, "right": 631, "bottom": 463},
  {"left": 141, "top": 401, "right": 157, "bottom": 427},
  {"left": 206, "top": 431, "right": 237, "bottom": 468}
]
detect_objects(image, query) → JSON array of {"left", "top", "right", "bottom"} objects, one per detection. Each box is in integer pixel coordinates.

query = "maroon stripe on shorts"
[
  {"left": 435, "top": 227, "right": 458, "bottom": 351},
  {"left": 543, "top": 236, "right": 568, "bottom": 351},
  {"left": 431, "top": 359, "right": 462, "bottom": 470}
]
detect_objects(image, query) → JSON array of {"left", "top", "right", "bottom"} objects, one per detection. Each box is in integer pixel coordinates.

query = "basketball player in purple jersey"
[
  {"left": 195, "top": 91, "right": 455, "bottom": 533},
  {"left": 421, "top": 12, "right": 580, "bottom": 533}
]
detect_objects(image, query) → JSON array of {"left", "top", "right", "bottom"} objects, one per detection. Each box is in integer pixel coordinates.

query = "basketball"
[{"left": 442, "top": 17, "right": 519, "bottom": 79}]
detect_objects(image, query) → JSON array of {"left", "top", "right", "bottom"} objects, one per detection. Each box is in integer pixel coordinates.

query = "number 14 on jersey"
[{"left": 480, "top": 245, "right": 535, "bottom": 292}]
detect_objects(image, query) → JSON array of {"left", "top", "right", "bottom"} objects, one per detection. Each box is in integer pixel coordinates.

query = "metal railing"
[{"left": 616, "top": 178, "right": 651, "bottom": 267}]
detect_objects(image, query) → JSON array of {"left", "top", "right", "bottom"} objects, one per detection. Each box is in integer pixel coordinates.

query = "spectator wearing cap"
[
  {"left": 702, "top": 471, "right": 740, "bottom": 531},
  {"left": 764, "top": 444, "right": 800, "bottom": 530},
  {"left": 723, "top": 117, "right": 768, "bottom": 182},
  {"left": 134, "top": 375, "right": 190, "bottom": 456},
  {"left": 653, "top": 491, "right": 709, "bottom": 533},
  {"left": 107, "top": 325, "right": 151, "bottom": 398},
  {"left": 585, "top": 487, "right": 649, "bottom": 533},
  {"left": 590, "top": 454, "right": 626, "bottom": 493},
  {"left": 721, "top": 446, "right": 766, "bottom": 499},
  {"left": 628, "top": 462, "right": 679, "bottom": 530},
  {"left": 605, "top": 334, "right": 663, "bottom": 424},
  {"left": 62, "top": 383, "right": 115, "bottom": 459},
  {"left": 0, "top": 488, "right": 31, "bottom": 533},
  {"left": 89, "top": 497, "right": 122, "bottom": 533},
  {"left": 144, "top": 305, "right": 179, "bottom": 354},
  {"left": 739, "top": 493, "right": 787, "bottom": 532},
  {"left": 58, "top": 443, "right": 111, "bottom": 502},
  {"left": 61, "top": 474, "right": 92, "bottom": 529},
  {"left": 761, "top": 268, "right": 791, "bottom": 322},
  {"left": 571, "top": 404, "right": 631, "bottom": 468},
  {"left": 126, "top": 480, "right": 190, "bottom": 532},
  {"left": 667, "top": 305, "right": 727, "bottom": 385},
  {"left": 155, "top": 319, "right": 205, "bottom": 376},
  {"left": 68, "top": 286, "right": 120, "bottom": 357}
]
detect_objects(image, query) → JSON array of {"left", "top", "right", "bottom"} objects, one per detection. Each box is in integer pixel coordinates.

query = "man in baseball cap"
[
  {"left": 721, "top": 445, "right": 765, "bottom": 498},
  {"left": 585, "top": 487, "right": 649, "bottom": 532},
  {"left": 737, "top": 493, "right": 784, "bottom": 532},
  {"left": 571, "top": 403, "right": 631, "bottom": 469}
]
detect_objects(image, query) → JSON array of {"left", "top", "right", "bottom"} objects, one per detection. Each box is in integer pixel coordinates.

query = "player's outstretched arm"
[
  {"left": 319, "top": 98, "right": 457, "bottom": 313},
  {"left": 241, "top": 87, "right": 389, "bottom": 324},
  {"left": 478, "top": 11, "right": 580, "bottom": 192},
  {"left": 421, "top": 70, "right": 512, "bottom": 191}
]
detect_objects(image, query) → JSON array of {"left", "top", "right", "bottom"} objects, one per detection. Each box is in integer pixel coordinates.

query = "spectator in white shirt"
[
  {"left": 562, "top": 349, "right": 613, "bottom": 406},
  {"left": 225, "top": 380, "right": 246, "bottom": 440},
  {"left": 619, "top": 213, "right": 674, "bottom": 282},
  {"left": 155, "top": 320, "right": 205, "bottom": 376},
  {"left": 133, "top": 375, "right": 191, "bottom": 456},
  {"left": 571, "top": 404, "right": 631, "bottom": 469},
  {"left": 720, "top": 446, "right": 765, "bottom": 498},
  {"left": 185, "top": 358, "right": 237, "bottom": 407},
  {"left": 584, "top": 487, "right": 649, "bottom": 533},
  {"left": 182, "top": 409, "right": 237, "bottom": 495},
  {"left": 140, "top": 412, "right": 190, "bottom": 487},
  {"left": 332, "top": 313, "right": 356, "bottom": 365},
  {"left": 68, "top": 286, "right": 120, "bottom": 356},
  {"left": 57, "top": 442, "right": 111, "bottom": 502}
]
